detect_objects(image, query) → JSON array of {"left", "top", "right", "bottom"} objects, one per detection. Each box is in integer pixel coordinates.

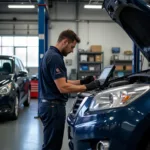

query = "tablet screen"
[{"left": 99, "top": 67, "right": 112, "bottom": 80}]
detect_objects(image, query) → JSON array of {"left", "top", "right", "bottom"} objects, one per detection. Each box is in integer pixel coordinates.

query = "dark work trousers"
[{"left": 39, "top": 101, "right": 66, "bottom": 150}]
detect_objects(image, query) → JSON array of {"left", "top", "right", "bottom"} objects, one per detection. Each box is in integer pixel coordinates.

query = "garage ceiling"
[
  {"left": 0, "top": 0, "right": 103, "bottom": 14},
  {"left": 0, "top": 0, "right": 103, "bottom": 3},
  {"left": 0, "top": 0, "right": 102, "bottom": 2}
]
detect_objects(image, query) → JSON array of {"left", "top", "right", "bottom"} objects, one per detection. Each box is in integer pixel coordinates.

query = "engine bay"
[
  {"left": 108, "top": 69, "right": 150, "bottom": 89},
  {"left": 79, "top": 67, "right": 150, "bottom": 98}
]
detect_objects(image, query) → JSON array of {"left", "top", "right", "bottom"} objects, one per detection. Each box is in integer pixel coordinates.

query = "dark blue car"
[
  {"left": 67, "top": 0, "right": 150, "bottom": 150},
  {"left": 0, "top": 55, "right": 30, "bottom": 120}
]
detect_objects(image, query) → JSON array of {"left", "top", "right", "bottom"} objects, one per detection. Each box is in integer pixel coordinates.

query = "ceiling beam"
[
  {"left": 49, "top": 0, "right": 103, "bottom": 3},
  {"left": 0, "top": 12, "right": 37, "bottom": 14},
  {"left": 50, "top": 0, "right": 90, "bottom": 2},
  {"left": 0, "top": 2, "right": 37, "bottom": 4},
  {"left": 0, "top": 19, "right": 113, "bottom": 23}
]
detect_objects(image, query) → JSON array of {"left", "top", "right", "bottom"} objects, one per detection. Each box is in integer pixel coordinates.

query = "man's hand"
[
  {"left": 85, "top": 80, "right": 100, "bottom": 91},
  {"left": 80, "top": 76, "right": 94, "bottom": 85}
]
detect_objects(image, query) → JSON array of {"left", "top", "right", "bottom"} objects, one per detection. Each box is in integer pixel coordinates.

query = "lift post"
[{"left": 34, "top": 0, "right": 49, "bottom": 118}]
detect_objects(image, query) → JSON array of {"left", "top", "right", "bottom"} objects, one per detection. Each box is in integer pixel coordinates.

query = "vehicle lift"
[{"left": 34, "top": 0, "right": 50, "bottom": 118}]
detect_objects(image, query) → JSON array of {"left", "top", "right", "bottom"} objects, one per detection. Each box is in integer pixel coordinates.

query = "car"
[
  {"left": 67, "top": 1, "right": 150, "bottom": 150},
  {"left": 0, "top": 55, "right": 30, "bottom": 120}
]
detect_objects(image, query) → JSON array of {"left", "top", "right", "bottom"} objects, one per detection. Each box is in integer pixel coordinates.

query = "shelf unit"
[
  {"left": 110, "top": 59, "right": 132, "bottom": 77},
  {"left": 110, "top": 60, "right": 132, "bottom": 65},
  {"left": 77, "top": 51, "right": 104, "bottom": 79},
  {"left": 79, "top": 62, "right": 102, "bottom": 65}
]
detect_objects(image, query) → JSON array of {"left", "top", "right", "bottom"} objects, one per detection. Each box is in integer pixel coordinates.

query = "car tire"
[
  {"left": 11, "top": 95, "right": 19, "bottom": 120},
  {"left": 23, "top": 89, "right": 30, "bottom": 107}
]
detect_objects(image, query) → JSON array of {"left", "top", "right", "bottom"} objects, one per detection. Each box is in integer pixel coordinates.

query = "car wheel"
[
  {"left": 23, "top": 89, "right": 30, "bottom": 107},
  {"left": 11, "top": 95, "right": 19, "bottom": 120}
]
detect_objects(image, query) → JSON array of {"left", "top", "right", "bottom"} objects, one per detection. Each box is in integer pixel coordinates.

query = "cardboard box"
[
  {"left": 95, "top": 55, "right": 102, "bottom": 62},
  {"left": 88, "top": 56, "right": 95, "bottom": 62},
  {"left": 91, "top": 45, "right": 102, "bottom": 52},
  {"left": 116, "top": 65, "right": 123, "bottom": 70},
  {"left": 126, "top": 65, "right": 132, "bottom": 70}
]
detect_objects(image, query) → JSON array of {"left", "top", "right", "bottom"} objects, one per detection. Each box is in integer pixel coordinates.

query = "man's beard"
[{"left": 61, "top": 49, "right": 69, "bottom": 56}]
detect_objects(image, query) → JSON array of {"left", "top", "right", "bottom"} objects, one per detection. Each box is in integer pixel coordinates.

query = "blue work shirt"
[{"left": 39, "top": 46, "right": 68, "bottom": 102}]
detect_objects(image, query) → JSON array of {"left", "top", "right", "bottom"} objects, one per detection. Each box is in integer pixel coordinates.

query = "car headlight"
[
  {"left": 90, "top": 84, "right": 150, "bottom": 111},
  {"left": 0, "top": 83, "right": 12, "bottom": 95}
]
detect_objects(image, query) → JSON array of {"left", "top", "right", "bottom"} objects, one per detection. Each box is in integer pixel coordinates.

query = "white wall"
[
  {"left": 0, "top": 2, "right": 148, "bottom": 76},
  {"left": 50, "top": 22, "right": 76, "bottom": 76},
  {"left": 49, "top": 2, "right": 148, "bottom": 74},
  {"left": 50, "top": 21, "right": 134, "bottom": 75},
  {"left": 49, "top": 2, "right": 132, "bottom": 76}
]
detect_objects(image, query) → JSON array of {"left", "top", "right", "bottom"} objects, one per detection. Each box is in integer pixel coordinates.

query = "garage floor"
[{"left": 0, "top": 99, "right": 75, "bottom": 150}]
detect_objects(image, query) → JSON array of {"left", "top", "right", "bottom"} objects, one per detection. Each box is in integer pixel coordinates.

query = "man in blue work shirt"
[{"left": 39, "top": 30, "right": 100, "bottom": 150}]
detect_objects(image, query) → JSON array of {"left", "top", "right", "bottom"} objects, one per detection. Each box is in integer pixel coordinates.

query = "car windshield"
[{"left": 0, "top": 58, "right": 13, "bottom": 74}]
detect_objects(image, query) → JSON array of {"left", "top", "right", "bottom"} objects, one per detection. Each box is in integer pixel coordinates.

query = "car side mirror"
[{"left": 17, "top": 70, "right": 28, "bottom": 77}]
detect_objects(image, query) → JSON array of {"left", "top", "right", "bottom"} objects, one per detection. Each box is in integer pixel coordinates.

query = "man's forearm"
[
  {"left": 67, "top": 80, "right": 81, "bottom": 85},
  {"left": 55, "top": 78, "right": 100, "bottom": 94},
  {"left": 60, "top": 82, "right": 86, "bottom": 93}
]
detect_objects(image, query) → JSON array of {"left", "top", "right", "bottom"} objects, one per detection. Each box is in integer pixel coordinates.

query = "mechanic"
[{"left": 38, "top": 29, "right": 100, "bottom": 150}]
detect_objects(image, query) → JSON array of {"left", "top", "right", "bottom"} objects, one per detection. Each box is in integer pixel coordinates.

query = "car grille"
[
  {"left": 72, "top": 97, "right": 83, "bottom": 115},
  {"left": 0, "top": 105, "right": 11, "bottom": 113}
]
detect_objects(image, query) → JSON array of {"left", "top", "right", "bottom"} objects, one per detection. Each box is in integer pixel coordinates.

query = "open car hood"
[{"left": 104, "top": 0, "right": 150, "bottom": 61}]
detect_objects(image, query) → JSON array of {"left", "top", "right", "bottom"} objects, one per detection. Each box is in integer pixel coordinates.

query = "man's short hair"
[{"left": 58, "top": 29, "right": 81, "bottom": 43}]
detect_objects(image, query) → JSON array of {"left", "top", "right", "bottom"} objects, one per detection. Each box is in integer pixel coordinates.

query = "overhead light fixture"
[
  {"left": 84, "top": 5, "right": 102, "bottom": 9},
  {"left": 8, "top": 5, "right": 35, "bottom": 9}
]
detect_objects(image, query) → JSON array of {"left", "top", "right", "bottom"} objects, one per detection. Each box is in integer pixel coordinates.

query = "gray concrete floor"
[{"left": 0, "top": 98, "right": 75, "bottom": 150}]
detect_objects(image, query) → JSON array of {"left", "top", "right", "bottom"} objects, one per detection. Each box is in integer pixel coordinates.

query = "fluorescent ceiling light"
[
  {"left": 8, "top": 5, "right": 35, "bottom": 9},
  {"left": 84, "top": 5, "right": 102, "bottom": 9}
]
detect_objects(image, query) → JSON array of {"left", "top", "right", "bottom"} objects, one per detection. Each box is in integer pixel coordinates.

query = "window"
[
  {"left": 0, "top": 36, "right": 39, "bottom": 68},
  {"left": 15, "top": 58, "right": 21, "bottom": 73},
  {"left": 18, "top": 59, "right": 25, "bottom": 71},
  {"left": 15, "top": 47, "right": 27, "bottom": 67},
  {"left": 2, "top": 37, "right": 13, "bottom": 46},
  {"left": 14, "top": 36, "right": 27, "bottom": 46},
  {"left": 27, "top": 37, "right": 38, "bottom": 46},
  {"left": 27, "top": 47, "right": 38, "bottom": 67},
  {"left": 2, "top": 47, "right": 14, "bottom": 56}
]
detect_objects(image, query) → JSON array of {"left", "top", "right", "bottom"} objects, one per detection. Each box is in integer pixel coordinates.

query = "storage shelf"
[
  {"left": 79, "top": 61, "right": 102, "bottom": 64},
  {"left": 115, "top": 70, "right": 132, "bottom": 72},
  {"left": 79, "top": 52, "right": 103, "bottom": 55},
  {"left": 110, "top": 60, "right": 132, "bottom": 64},
  {"left": 79, "top": 71, "right": 100, "bottom": 73},
  {"left": 77, "top": 50, "right": 104, "bottom": 79}
]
